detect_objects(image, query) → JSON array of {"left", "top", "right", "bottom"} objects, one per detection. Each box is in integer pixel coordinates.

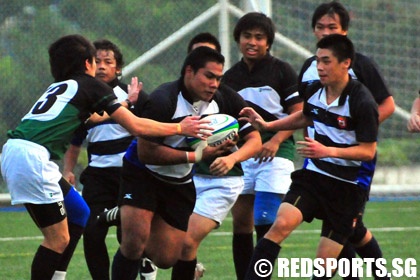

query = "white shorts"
[
  {"left": 241, "top": 157, "right": 294, "bottom": 195},
  {"left": 1, "top": 139, "right": 63, "bottom": 205},
  {"left": 193, "top": 174, "right": 244, "bottom": 225}
]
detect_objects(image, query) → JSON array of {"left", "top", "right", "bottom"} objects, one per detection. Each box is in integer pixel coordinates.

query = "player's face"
[
  {"left": 316, "top": 48, "right": 350, "bottom": 86},
  {"left": 185, "top": 61, "right": 223, "bottom": 102},
  {"left": 239, "top": 28, "right": 269, "bottom": 65},
  {"left": 95, "top": 49, "right": 120, "bottom": 84},
  {"left": 313, "top": 13, "right": 348, "bottom": 41}
]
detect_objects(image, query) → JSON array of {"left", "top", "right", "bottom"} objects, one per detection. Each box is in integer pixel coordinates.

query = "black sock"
[
  {"left": 338, "top": 243, "right": 359, "bottom": 280},
  {"left": 171, "top": 259, "right": 197, "bottom": 280},
  {"left": 31, "top": 245, "right": 62, "bottom": 280},
  {"left": 255, "top": 224, "right": 272, "bottom": 242},
  {"left": 232, "top": 233, "right": 254, "bottom": 280},
  {"left": 355, "top": 237, "right": 389, "bottom": 280},
  {"left": 57, "top": 222, "right": 84, "bottom": 271},
  {"left": 244, "top": 238, "right": 280, "bottom": 280},
  {"left": 83, "top": 214, "right": 111, "bottom": 280},
  {"left": 111, "top": 248, "right": 140, "bottom": 280}
]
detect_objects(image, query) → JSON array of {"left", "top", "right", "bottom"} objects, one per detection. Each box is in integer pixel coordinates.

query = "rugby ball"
[{"left": 186, "top": 114, "right": 239, "bottom": 149}]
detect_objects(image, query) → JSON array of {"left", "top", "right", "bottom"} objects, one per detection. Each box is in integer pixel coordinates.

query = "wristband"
[
  {"left": 186, "top": 151, "right": 190, "bottom": 163},
  {"left": 125, "top": 99, "right": 133, "bottom": 108},
  {"left": 176, "top": 123, "right": 182, "bottom": 135},
  {"left": 194, "top": 141, "right": 207, "bottom": 163}
]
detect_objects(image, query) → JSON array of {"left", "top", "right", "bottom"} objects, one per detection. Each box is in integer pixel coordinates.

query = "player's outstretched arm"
[
  {"left": 240, "top": 107, "right": 310, "bottom": 132},
  {"left": 110, "top": 107, "right": 212, "bottom": 139}
]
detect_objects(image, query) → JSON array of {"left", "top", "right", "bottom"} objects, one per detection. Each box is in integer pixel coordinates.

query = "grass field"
[{"left": 0, "top": 200, "right": 419, "bottom": 279}]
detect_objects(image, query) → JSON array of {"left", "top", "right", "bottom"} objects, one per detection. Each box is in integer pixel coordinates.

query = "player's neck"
[{"left": 325, "top": 76, "right": 349, "bottom": 104}]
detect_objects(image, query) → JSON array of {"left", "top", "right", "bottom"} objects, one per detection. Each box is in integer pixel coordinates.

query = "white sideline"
[{"left": 1, "top": 226, "right": 420, "bottom": 242}]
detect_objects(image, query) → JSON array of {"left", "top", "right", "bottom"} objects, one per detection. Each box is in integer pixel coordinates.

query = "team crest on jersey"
[{"left": 337, "top": 116, "right": 347, "bottom": 128}]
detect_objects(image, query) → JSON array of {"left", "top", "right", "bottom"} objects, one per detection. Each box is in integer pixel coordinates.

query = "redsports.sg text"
[{"left": 276, "top": 258, "right": 417, "bottom": 278}]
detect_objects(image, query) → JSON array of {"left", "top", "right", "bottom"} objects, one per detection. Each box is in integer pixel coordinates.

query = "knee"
[
  {"left": 265, "top": 217, "right": 289, "bottom": 243},
  {"left": 44, "top": 232, "right": 70, "bottom": 253},
  {"left": 64, "top": 187, "right": 90, "bottom": 227},
  {"left": 180, "top": 235, "right": 199, "bottom": 259},
  {"left": 348, "top": 224, "right": 369, "bottom": 247},
  {"left": 120, "top": 238, "right": 146, "bottom": 260},
  {"left": 152, "top": 255, "right": 178, "bottom": 269}
]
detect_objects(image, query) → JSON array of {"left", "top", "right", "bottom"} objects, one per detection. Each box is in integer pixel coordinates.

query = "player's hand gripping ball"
[{"left": 186, "top": 114, "right": 239, "bottom": 149}]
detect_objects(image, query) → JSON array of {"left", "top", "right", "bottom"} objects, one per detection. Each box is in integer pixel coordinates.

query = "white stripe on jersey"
[
  {"left": 238, "top": 86, "right": 288, "bottom": 119},
  {"left": 89, "top": 152, "right": 126, "bottom": 168}
]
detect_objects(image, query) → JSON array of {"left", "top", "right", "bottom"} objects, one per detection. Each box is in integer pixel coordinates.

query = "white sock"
[{"left": 51, "top": 271, "right": 66, "bottom": 280}]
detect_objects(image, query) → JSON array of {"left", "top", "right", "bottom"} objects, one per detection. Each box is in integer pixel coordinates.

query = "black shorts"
[
  {"left": 80, "top": 166, "right": 122, "bottom": 206},
  {"left": 25, "top": 202, "right": 67, "bottom": 228},
  {"left": 118, "top": 159, "right": 196, "bottom": 231},
  {"left": 283, "top": 169, "right": 368, "bottom": 244}
]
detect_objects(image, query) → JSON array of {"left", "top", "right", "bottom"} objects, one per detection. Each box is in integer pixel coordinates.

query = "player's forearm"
[
  {"left": 63, "top": 145, "right": 81, "bottom": 173},
  {"left": 377, "top": 96, "right": 395, "bottom": 124},
  {"left": 111, "top": 107, "right": 181, "bottom": 137},
  {"left": 137, "top": 138, "right": 191, "bottom": 165},
  {"left": 329, "top": 142, "right": 377, "bottom": 161},
  {"left": 269, "top": 129, "right": 298, "bottom": 147},
  {"left": 228, "top": 131, "right": 262, "bottom": 163},
  {"left": 266, "top": 111, "right": 310, "bottom": 132}
]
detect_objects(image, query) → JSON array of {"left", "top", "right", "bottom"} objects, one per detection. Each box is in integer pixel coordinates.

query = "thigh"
[
  {"left": 119, "top": 205, "right": 154, "bottom": 259},
  {"left": 146, "top": 214, "right": 187, "bottom": 268}
]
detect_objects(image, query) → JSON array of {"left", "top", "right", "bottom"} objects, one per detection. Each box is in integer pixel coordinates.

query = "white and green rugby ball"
[{"left": 186, "top": 114, "right": 239, "bottom": 149}]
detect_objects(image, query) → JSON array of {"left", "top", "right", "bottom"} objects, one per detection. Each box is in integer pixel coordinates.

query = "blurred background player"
[
  {"left": 222, "top": 12, "right": 303, "bottom": 280},
  {"left": 171, "top": 32, "right": 262, "bottom": 280},
  {"left": 298, "top": 2, "right": 395, "bottom": 279},
  {"left": 63, "top": 39, "right": 148, "bottom": 280}
]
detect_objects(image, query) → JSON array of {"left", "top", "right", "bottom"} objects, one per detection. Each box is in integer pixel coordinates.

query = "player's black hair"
[
  {"left": 317, "top": 34, "right": 354, "bottom": 67},
  {"left": 187, "top": 32, "right": 221, "bottom": 53},
  {"left": 312, "top": 1, "right": 350, "bottom": 31},
  {"left": 181, "top": 46, "right": 224, "bottom": 77},
  {"left": 94, "top": 39, "right": 124, "bottom": 71},
  {"left": 48, "top": 34, "right": 96, "bottom": 82},
  {"left": 233, "top": 12, "right": 275, "bottom": 49}
]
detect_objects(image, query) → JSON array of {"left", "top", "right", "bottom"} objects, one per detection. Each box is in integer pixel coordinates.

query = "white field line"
[{"left": 1, "top": 226, "right": 420, "bottom": 242}]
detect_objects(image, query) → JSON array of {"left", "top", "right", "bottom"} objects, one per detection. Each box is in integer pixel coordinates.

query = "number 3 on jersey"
[{"left": 23, "top": 80, "right": 78, "bottom": 121}]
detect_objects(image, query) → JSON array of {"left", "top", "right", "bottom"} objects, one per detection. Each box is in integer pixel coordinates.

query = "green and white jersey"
[{"left": 7, "top": 74, "right": 120, "bottom": 160}]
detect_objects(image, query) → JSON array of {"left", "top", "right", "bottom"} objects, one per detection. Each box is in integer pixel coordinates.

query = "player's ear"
[
  {"left": 184, "top": 65, "right": 195, "bottom": 78},
  {"left": 342, "top": 58, "right": 351, "bottom": 70}
]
